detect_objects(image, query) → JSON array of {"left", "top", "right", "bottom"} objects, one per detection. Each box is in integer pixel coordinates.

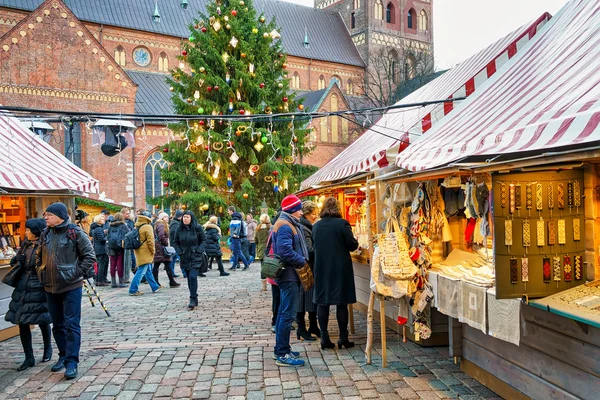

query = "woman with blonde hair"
[{"left": 204, "top": 216, "right": 229, "bottom": 276}]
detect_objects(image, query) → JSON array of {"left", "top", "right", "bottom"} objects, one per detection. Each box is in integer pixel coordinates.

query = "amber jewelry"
[
  {"left": 521, "top": 258, "right": 529, "bottom": 283},
  {"left": 567, "top": 182, "right": 573, "bottom": 207},
  {"left": 548, "top": 220, "right": 556, "bottom": 245},
  {"left": 553, "top": 256, "right": 561, "bottom": 282},
  {"left": 573, "top": 218, "right": 581, "bottom": 241},
  {"left": 547, "top": 183, "right": 554, "bottom": 209},
  {"left": 515, "top": 184, "right": 522, "bottom": 209},
  {"left": 574, "top": 256, "right": 582, "bottom": 280},
  {"left": 557, "top": 182, "right": 565, "bottom": 209},
  {"left": 537, "top": 218, "right": 545, "bottom": 247},
  {"left": 522, "top": 219, "right": 531, "bottom": 247},
  {"left": 509, "top": 183, "right": 516, "bottom": 214},
  {"left": 510, "top": 258, "right": 518, "bottom": 284},
  {"left": 536, "top": 183, "right": 543, "bottom": 211},
  {"left": 526, "top": 184, "right": 533, "bottom": 210},
  {"left": 573, "top": 180, "right": 581, "bottom": 207},
  {"left": 505, "top": 219, "right": 513, "bottom": 246},
  {"left": 500, "top": 183, "right": 507, "bottom": 208}
]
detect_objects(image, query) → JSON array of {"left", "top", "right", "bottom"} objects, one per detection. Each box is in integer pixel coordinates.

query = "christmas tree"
[{"left": 150, "top": 0, "right": 316, "bottom": 219}]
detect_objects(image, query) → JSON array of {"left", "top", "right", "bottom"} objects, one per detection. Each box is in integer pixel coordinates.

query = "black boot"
[
  {"left": 296, "top": 312, "right": 316, "bottom": 341},
  {"left": 188, "top": 298, "right": 196, "bottom": 310},
  {"left": 308, "top": 311, "right": 321, "bottom": 338},
  {"left": 317, "top": 306, "right": 334, "bottom": 349},
  {"left": 18, "top": 325, "right": 35, "bottom": 371},
  {"left": 336, "top": 304, "right": 354, "bottom": 349},
  {"left": 217, "top": 259, "right": 229, "bottom": 276},
  {"left": 111, "top": 276, "right": 118, "bottom": 288},
  {"left": 166, "top": 264, "right": 180, "bottom": 287},
  {"left": 40, "top": 324, "right": 52, "bottom": 362}
]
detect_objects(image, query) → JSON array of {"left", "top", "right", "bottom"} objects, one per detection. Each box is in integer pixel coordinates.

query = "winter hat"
[
  {"left": 25, "top": 218, "right": 46, "bottom": 237},
  {"left": 45, "top": 202, "right": 69, "bottom": 222},
  {"left": 174, "top": 210, "right": 184, "bottom": 219},
  {"left": 158, "top": 212, "right": 169, "bottom": 220},
  {"left": 281, "top": 194, "right": 302, "bottom": 214}
]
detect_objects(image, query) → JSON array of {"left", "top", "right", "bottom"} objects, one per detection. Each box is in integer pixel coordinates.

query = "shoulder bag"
[
  {"left": 261, "top": 231, "right": 285, "bottom": 279},
  {"left": 378, "top": 216, "right": 418, "bottom": 280},
  {"left": 2, "top": 254, "right": 25, "bottom": 288}
]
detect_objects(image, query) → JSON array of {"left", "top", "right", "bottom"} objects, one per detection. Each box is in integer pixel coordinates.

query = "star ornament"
[
  {"left": 229, "top": 36, "right": 239, "bottom": 48},
  {"left": 222, "top": 52, "right": 230, "bottom": 62},
  {"left": 269, "top": 29, "right": 281, "bottom": 39}
]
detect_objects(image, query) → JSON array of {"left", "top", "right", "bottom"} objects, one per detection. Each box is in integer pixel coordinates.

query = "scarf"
[{"left": 279, "top": 211, "right": 309, "bottom": 260}]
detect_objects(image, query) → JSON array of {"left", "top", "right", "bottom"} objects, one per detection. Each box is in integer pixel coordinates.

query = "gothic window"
[
  {"left": 386, "top": 3, "right": 395, "bottom": 24},
  {"left": 353, "top": 0, "right": 360, "bottom": 9},
  {"left": 374, "top": 0, "right": 383, "bottom": 20},
  {"left": 145, "top": 151, "right": 168, "bottom": 211},
  {"left": 292, "top": 72, "right": 301, "bottom": 89},
  {"left": 64, "top": 122, "right": 82, "bottom": 168},
  {"left": 407, "top": 8, "right": 416, "bottom": 29},
  {"left": 158, "top": 52, "right": 169, "bottom": 72},
  {"left": 418, "top": 10, "right": 428, "bottom": 31},
  {"left": 318, "top": 75, "right": 326, "bottom": 90},
  {"left": 346, "top": 79, "right": 354, "bottom": 95},
  {"left": 319, "top": 111, "right": 328, "bottom": 142},
  {"left": 114, "top": 46, "right": 126, "bottom": 66},
  {"left": 331, "top": 95, "right": 339, "bottom": 143},
  {"left": 351, "top": 12, "right": 356, "bottom": 29}
]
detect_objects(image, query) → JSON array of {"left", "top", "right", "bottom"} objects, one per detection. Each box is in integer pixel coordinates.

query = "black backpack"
[
  {"left": 123, "top": 224, "right": 147, "bottom": 250},
  {"left": 108, "top": 226, "right": 125, "bottom": 250}
]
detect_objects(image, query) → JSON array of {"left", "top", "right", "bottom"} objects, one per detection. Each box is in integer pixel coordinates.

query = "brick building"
[{"left": 0, "top": 0, "right": 432, "bottom": 209}]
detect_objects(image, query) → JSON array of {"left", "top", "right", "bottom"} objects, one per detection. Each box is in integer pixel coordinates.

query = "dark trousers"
[
  {"left": 153, "top": 261, "right": 176, "bottom": 286},
  {"left": 317, "top": 304, "right": 349, "bottom": 341},
  {"left": 109, "top": 251, "right": 124, "bottom": 278},
  {"left": 19, "top": 323, "right": 52, "bottom": 359},
  {"left": 96, "top": 254, "right": 109, "bottom": 283},
  {"left": 46, "top": 287, "right": 82, "bottom": 367},
  {"left": 187, "top": 268, "right": 199, "bottom": 300},
  {"left": 271, "top": 283, "right": 281, "bottom": 327},
  {"left": 208, "top": 255, "right": 226, "bottom": 273}
]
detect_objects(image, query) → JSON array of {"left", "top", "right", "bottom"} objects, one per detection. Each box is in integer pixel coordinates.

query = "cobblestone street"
[{"left": 0, "top": 265, "right": 500, "bottom": 399}]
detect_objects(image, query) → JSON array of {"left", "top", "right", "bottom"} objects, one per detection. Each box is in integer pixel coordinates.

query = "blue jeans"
[
  {"left": 248, "top": 242, "right": 256, "bottom": 264},
  {"left": 129, "top": 263, "right": 160, "bottom": 293},
  {"left": 231, "top": 238, "right": 249, "bottom": 268},
  {"left": 46, "top": 287, "right": 82, "bottom": 367},
  {"left": 187, "top": 268, "right": 199, "bottom": 299},
  {"left": 274, "top": 281, "right": 300, "bottom": 357},
  {"left": 170, "top": 254, "right": 185, "bottom": 277}
]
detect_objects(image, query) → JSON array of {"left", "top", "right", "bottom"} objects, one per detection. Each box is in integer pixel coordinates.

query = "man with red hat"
[{"left": 270, "top": 194, "right": 309, "bottom": 367}]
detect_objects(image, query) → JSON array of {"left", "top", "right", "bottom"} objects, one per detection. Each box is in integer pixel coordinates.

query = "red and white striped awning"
[
  {"left": 300, "top": 13, "right": 550, "bottom": 190},
  {"left": 396, "top": 0, "right": 600, "bottom": 172},
  {"left": 0, "top": 111, "right": 99, "bottom": 193}
]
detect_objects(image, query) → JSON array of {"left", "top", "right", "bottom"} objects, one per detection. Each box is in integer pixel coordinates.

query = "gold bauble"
[{"left": 263, "top": 32, "right": 269, "bottom": 38}]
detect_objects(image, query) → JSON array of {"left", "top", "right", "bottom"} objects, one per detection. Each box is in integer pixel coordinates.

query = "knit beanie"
[
  {"left": 174, "top": 210, "right": 184, "bottom": 219},
  {"left": 281, "top": 194, "right": 302, "bottom": 214},
  {"left": 45, "top": 202, "right": 69, "bottom": 222},
  {"left": 25, "top": 218, "right": 46, "bottom": 237},
  {"left": 158, "top": 212, "right": 169, "bottom": 220}
]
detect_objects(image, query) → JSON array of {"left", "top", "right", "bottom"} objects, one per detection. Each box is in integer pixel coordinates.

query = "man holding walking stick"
[{"left": 38, "top": 202, "right": 96, "bottom": 380}]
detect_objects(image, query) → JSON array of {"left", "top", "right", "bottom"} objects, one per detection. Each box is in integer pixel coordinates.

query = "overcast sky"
[{"left": 284, "top": 0, "right": 569, "bottom": 69}]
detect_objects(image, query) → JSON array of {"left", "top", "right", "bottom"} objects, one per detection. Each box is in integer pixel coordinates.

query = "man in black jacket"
[
  {"left": 38, "top": 202, "right": 96, "bottom": 380},
  {"left": 169, "top": 210, "right": 184, "bottom": 278}
]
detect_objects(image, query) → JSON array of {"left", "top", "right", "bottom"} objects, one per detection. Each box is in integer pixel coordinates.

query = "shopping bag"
[{"left": 377, "top": 217, "right": 418, "bottom": 280}]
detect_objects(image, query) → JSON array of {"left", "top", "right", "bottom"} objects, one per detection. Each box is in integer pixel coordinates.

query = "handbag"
[
  {"left": 261, "top": 254, "right": 285, "bottom": 279},
  {"left": 295, "top": 263, "right": 314, "bottom": 291},
  {"left": 199, "top": 252, "right": 209, "bottom": 273},
  {"left": 2, "top": 257, "right": 24, "bottom": 288},
  {"left": 164, "top": 246, "right": 177, "bottom": 257},
  {"left": 377, "top": 217, "right": 418, "bottom": 280}
]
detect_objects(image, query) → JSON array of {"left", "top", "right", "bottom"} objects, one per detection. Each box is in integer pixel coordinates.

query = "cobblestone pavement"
[{"left": 0, "top": 264, "right": 500, "bottom": 399}]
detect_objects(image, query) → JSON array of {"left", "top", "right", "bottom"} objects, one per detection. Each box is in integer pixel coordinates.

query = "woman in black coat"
[
  {"left": 5, "top": 218, "right": 52, "bottom": 371},
  {"left": 90, "top": 214, "right": 109, "bottom": 286},
  {"left": 203, "top": 216, "right": 229, "bottom": 277},
  {"left": 173, "top": 211, "right": 207, "bottom": 310},
  {"left": 312, "top": 197, "right": 359, "bottom": 350}
]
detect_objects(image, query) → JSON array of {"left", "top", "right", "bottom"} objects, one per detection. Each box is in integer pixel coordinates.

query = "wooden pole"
[
  {"left": 365, "top": 290, "right": 375, "bottom": 364},
  {"left": 379, "top": 295, "right": 387, "bottom": 368}
]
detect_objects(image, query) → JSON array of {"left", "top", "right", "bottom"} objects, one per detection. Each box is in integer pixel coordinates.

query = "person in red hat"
[{"left": 270, "top": 194, "right": 309, "bottom": 367}]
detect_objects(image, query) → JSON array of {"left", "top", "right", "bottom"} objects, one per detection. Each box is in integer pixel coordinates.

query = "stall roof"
[
  {"left": 396, "top": 0, "right": 600, "bottom": 172},
  {"left": 0, "top": 110, "right": 99, "bottom": 193},
  {"left": 300, "top": 13, "right": 550, "bottom": 190}
]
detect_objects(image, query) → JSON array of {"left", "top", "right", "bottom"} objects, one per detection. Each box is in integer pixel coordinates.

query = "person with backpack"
[
  {"left": 121, "top": 207, "right": 136, "bottom": 283},
  {"left": 169, "top": 210, "right": 184, "bottom": 278},
  {"left": 228, "top": 211, "right": 249, "bottom": 271},
  {"left": 90, "top": 214, "right": 109, "bottom": 286},
  {"left": 128, "top": 210, "right": 161, "bottom": 296},
  {"left": 203, "top": 215, "right": 229, "bottom": 277},
  {"left": 38, "top": 202, "right": 96, "bottom": 380},
  {"left": 107, "top": 212, "right": 130, "bottom": 288},
  {"left": 173, "top": 210, "right": 207, "bottom": 310},
  {"left": 152, "top": 212, "right": 180, "bottom": 288}
]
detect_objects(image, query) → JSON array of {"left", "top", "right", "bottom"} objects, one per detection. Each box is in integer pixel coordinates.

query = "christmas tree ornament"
[
  {"left": 194, "top": 90, "right": 200, "bottom": 99},
  {"left": 194, "top": 24, "right": 199, "bottom": 29},
  {"left": 229, "top": 36, "right": 238, "bottom": 48},
  {"left": 282, "top": 63, "right": 287, "bottom": 69},
  {"left": 264, "top": 106, "right": 272, "bottom": 114},
  {"left": 226, "top": 24, "right": 231, "bottom": 30},
  {"left": 239, "top": 109, "right": 245, "bottom": 115},
  {"left": 224, "top": 16, "right": 229, "bottom": 21},
  {"left": 236, "top": 89, "right": 242, "bottom": 100},
  {"left": 235, "top": 130, "right": 241, "bottom": 137},
  {"left": 231, "top": 9, "right": 237, "bottom": 16},
  {"left": 189, "top": 35, "right": 195, "bottom": 41},
  {"left": 217, "top": 6, "right": 221, "bottom": 15},
  {"left": 254, "top": 142, "right": 264, "bottom": 152},
  {"left": 213, "top": 162, "right": 221, "bottom": 178},
  {"left": 222, "top": 52, "right": 229, "bottom": 62},
  {"left": 245, "top": 7, "right": 248, "bottom": 11},
  {"left": 200, "top": 67, "right": 206, "bottom": 73},
  {"left": 163, "top": 147, "right": 169, "bottom": 152},
  {"left": 197, "top": 107, "right": 204, "bottom": 113},
  {"left": 227, "top": 173, "right": 233, "bottom": 187},
  {"left": 196, "top": 163, "right": 204, "bottom": 170},
  {"left": 261, "top": 135, "right": 268, "bottom": 143},
  {"left": 182, "top": 50, "right": 187, "bottom": 56},
  {"left": 263, "top": 32, "right": 269, "bottom": 39},
  {"left": 169, "top": 86, "right": 174, "bottom": 92},
  {"left": 207, "top": 86, "right": 212, "bottom": 92},
  {"left": 213, "top": 21, "right": 222, "bottom": 32},
  {"left": 186, "top": 98, "right": 193, "bottom": 103},
  {"left": 189, "top": 145, "right": 199, "bottom": 153},
  {"left": 269, "top": 29, "right": 281, "bottom": 39},
  {"left": 264, "top": 176, "right": 274, "bottom": 183},
  {"left": 278, "top": 82, "right": 283, "bottom": 88},
  {"left": 199, "top": 120, "right": 205, "bottom": 126},
  {"left": 241, "top": 53, "right": 247, "bottom": 58},
  {"left": 259, "top": 82, "right": 265, "bottom": 88},
  {"left": 272, "top": 170, "right": 279, "bottom": 176},
  {"left": 230, "top": 152, "right": 239, "bottom": 163},
  {"left": 212, "top": 142, "right": 224, "bottom": 150},
  {"left": 201, "top": 26, "right": 207, "bottom": 32},
  {"left": 243, "top": 193, "right": 249, "bottom": 199},
  {"left": 249, "top": 63, "right": 255, "bottom": 73},
  {"left": 204, "top": 145, "right": 209, "bottom": 150},
  {"left": 189, "top": 159, "right": 196, "bottom": 163},
  {"left": 214, "top": 85, "right": 219, "bottom": 91},
  {"left": 259, "top": 15, "right": 266, "bottom": 23},
  {"left": 249, "top": 164, "right": 260, "bottom": 175},
  {"left": 179, "top": 62, "right": 186, "bottom": 69},
  {"left": 292, "top": 136, "right": 298, "bottom": 143},
  {"left": 228, "top": 101, "right": 234, "bottom": 112},
  {"left": 240, "top": 0, "right": 245, "bottom": 5},
  {"left": 283, "top": 179, "right": 288, "bottom": 190},
  {"left": 164, "top": 182, "right": 169, "bottom": 187},
  {"left": 274, "top": 180, "right": 279, "bottom": 193},
  {"left": 252, "top": 28, "right": 258, "bottom": 34},
  {"left": 298, "top": 104, "right": 304, "bottom": 110},
  {"left": 225, "top": 72, "right": 231, "bottom": 83},
  {"left": 283, "top": 156, "right": 295, "bottom": 164},
  {"left": 283, "top": 96, "right": 288, "bottom": 102}
]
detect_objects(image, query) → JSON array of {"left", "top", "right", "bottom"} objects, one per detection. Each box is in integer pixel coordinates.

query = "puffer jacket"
[
  {"left": 204, "top": 223, "right": 222, "bottom": 257},
  {"left": 169, "top": 218, "right": 182, "bottom": 246},
  {"left": 5, "top": 239, "right": 52, "bottom": 325},
  {"left": 246, "top": 219, "right": 258, "bottom": 243},
  {"left": 153, "top": 219, "right": 171, "bottom": 263},
  {"left": 255, "top": 223, "right": 271, "bottom": 260},
  {"left": 133, "top": 215, "right": 155, "bottom": 266},
  {"left": 173, "top": 222, "right": 207, "bottom": 271},
  {"left": 90, "top": 221, "right": 107, "bottom": 256},
  {"left": 107, "top": 220, "right": 129, "bottom": 257},
  {"left": 36, "top": 220, "right": 96, "bottom": 294}
]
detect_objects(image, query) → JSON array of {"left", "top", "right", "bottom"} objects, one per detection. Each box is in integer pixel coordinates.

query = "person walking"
[
  {"left": 203, "top": 216, "right": 230, "bottom": 277},
  {"left": 90, "top": 214, "right": 109, "bottom": 286},
  {"left": 255, "top": 214, "right": 271, "bottom": 292},
  {"left": 121, "top": 208, "right": 135, "bottom": 284},
  {"left": 38, "top": 202, "right": 96, "bottom": 380},
  {"left": 5, "top": 218, "right": 53, "bottom": 371},
  {"left": 246, "top": 213, "right": 258, "bottom": 264},
  {"left": 128, "top": 210, "right": 161, "bottom": 296},
  {"left": 272, "top": 195, "right": 309, "bottom": 367},
  {"left": 312, "top": 197, "right": 359, "bottom": 350},
  {"left": 107, "top": 212, "right": 129, "bottom": 288},
  {"left": 296, "top": 201, "right": 320, "bottom": 341},
  {"left": 169, "top": 210, "right": 184, "bottom": 278},
  {"left": 152, "top": 212, "right": 180, "bottom": 288},
  {"left": 228, "top": 211, "right": 249, "bottom": 270},
  {"left": 173, "top": 211, "right": 207, "bottom": 310}
]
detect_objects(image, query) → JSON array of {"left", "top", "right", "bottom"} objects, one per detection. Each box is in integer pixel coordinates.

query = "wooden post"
[
  {"left": 365, "top": 290, "right": 375, "bottom": 364},
  {"left": 379, "top": 295, "right": 387, "bottom": 368},
  {"left": 349, "top": 303, "right": 355, "bottom": 334}
]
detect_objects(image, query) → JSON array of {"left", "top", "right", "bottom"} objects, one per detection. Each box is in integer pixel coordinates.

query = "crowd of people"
[{"left": 4, "top": 194, "right": 360, "bottom": 378}]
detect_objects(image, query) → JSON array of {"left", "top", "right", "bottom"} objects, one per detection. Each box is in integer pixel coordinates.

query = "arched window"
[
  {"left": 386, "top": 3, "right": 395, "bottom": 24},
  {"left": 330, "top": 95, "right": 339, "bottom": 143},
  {"left": 158, "top": 52, "right": 169, "bottom": 72},
  {"left": 318, "top": 75, "right": 326, "bottom": 90},
  {"left": 292, "top": 72, "right": 300, "bottom": 89},
  {"left": 418, "top": 10, "right": 428, "bottom": 31},
  {"left": 145, "top": 151, "right": 168, "bottom": 211},
  {"left": 353, "top": 0, "right": 360, "bottom": 9},
  {"left": 319, "top": 111, "right": 328, "bottom": 142},
  {"left": 114, "top": 45, "right": 126, "bottom": 66},
  {"left": 407, "top": 8, "right": 416, "bottom": 29},
  {"left": 351, "top": 12, "right": 356, "bottom": 29},
  {"left": 346, "top": 79, "right": 354, "bottom": 95},
  {"left": 374, "top": 0, "right": 383, "bottom": 20}
]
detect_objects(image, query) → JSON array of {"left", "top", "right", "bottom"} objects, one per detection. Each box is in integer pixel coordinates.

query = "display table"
[
  {"left": 530, "top": 282, "right": 600, "bottom": 328},
  {"left": 0, "top": 259, "right": 19, "bottom": 341}
]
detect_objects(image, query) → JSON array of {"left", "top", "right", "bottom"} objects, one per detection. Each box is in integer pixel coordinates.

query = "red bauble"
[
  {"left": 259, "top": 82, "right": 265, "bottom": 88},
  {"left": 201, "top": 27, "right": 207, "bottom": 33},
  {"left": 199, "top": 120, "right": 205, "bottom": 126},
  {"left": 282, "top": 63, "right": 287, "bottom": 69},
  {"left": 162, "top": 148, "right": 169, "bottom": 152},
  {"left": 182, "top": 50, "right": 187, "bottom": 56},
  {"left": 189, "top": 159, "right": 196, "bottom": 163},
  {"left": 239, "top": 109, "right": 245, "bottom": 115},
  {"left": 207, "top": 86, "right": 212, "bottom": 92},
  {"left": 228, "top": 141, "right": 234, "bottom": 147},
  {"left": 204, "top": 145, "right": 209, "bottom": 150},
  {"left": 214, "top": 85, "right": 219, "bottom": 91},
  {"left": 163, "top": 182, "right": 169, "bottom": 187},
  {"left": 231, "top": 9, "right": 237, "bottom": 16},
  {"left": 283, "top": 97, "right": 288, "bottom": 102},
  {"left": 272, "top": 170, "right": 279, "bottom": 176}
]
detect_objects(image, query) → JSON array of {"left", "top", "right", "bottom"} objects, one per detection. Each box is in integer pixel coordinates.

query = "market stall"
[{"left": 0, "top": 110, "right": 99, "bottom": 340}]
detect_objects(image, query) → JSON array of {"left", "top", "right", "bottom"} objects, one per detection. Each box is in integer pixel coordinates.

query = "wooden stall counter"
[{"left": 0, "top": 260, "right": 18, "bottom": 341}]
